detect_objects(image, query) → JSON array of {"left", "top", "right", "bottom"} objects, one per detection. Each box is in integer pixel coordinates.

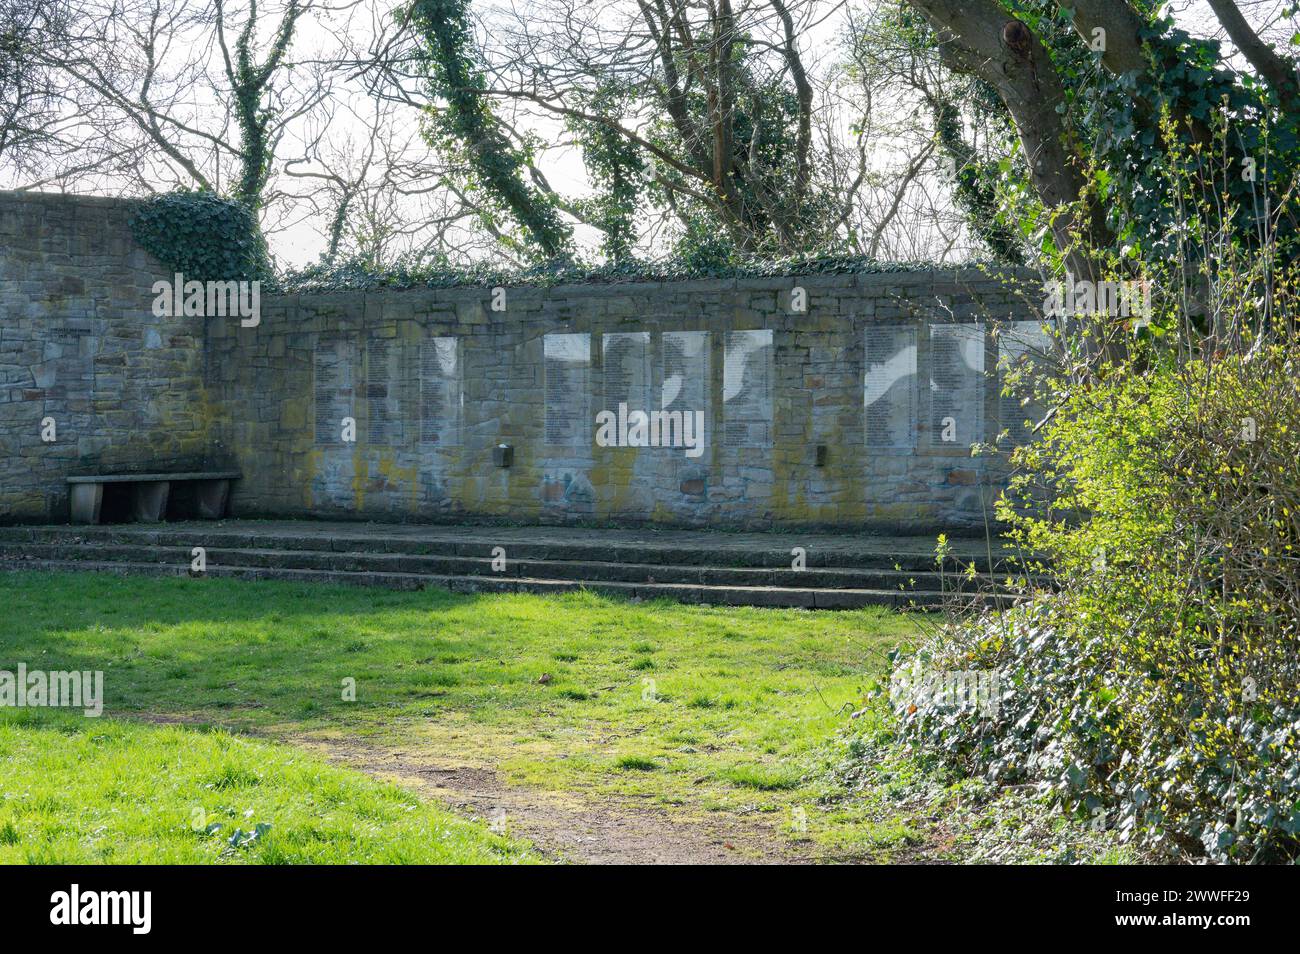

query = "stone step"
[
  {"left": 0, "top": 541, "right": 1002, "bottom": 593},
  {"left": 0, "top": 524, "right": 1017, "bottom": 573},
  {"left": 0, "top": 558, "right": 994, "bottom": 610}
]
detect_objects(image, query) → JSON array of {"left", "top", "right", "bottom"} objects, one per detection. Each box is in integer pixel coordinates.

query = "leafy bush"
[
  {"left": 894, "top": 338, "right": 1300, "bottom": 862},
  {"left": 130, "top": 190, "right": 271, "bottom": 282}
]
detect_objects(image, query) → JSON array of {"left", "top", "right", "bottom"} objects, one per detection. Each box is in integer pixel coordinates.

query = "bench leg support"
[
  {"left": 195, "top": 479, "right": 231, "bottom": 519},
  {"left": 131, "top": 481, "right": 171, "bottom": 522},
  {"left": 69, "top": 484, "right": 103, "bottom": 525}
]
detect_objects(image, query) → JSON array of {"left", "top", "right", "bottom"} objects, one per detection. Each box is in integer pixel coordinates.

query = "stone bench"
[{"left": 67, "top": 471, "right": 241, "bottom": 524}]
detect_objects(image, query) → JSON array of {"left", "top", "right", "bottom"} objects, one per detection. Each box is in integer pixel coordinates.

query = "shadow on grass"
[{"left": 0, "top": 569, "right": 900, "bottom": 732}]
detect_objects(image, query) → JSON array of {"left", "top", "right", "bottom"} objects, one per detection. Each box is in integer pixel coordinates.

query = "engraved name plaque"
[
  {"left": 602, "top": 332, "right": 651, "bottom": 412},
  {"left": 722, "top": 329, "right": 773, "bottom": 447},
  {"left": 998, "top": 320, "right": 1052, "bottom": 446},
  {"left": 314, "top": 336, "right": 357, "bottom": 446},
  {"left": 544, "top": 333, "right": 591, "bottom": 446},
  {"left": 420, "top": 336, "right": 462, "bottom": 446},
  {"left": 366, "top": 336, "right": 405, "bottom": 445},
  {"left": 864, "top": 324, "right": 918, "bottom": 450},
  {"left": 929, "top": 323, "right": 985, "bottom": 448}
]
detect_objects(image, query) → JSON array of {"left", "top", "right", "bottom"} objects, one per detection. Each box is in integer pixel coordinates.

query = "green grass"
[
  {"left": 720, "top": 764, "right": 802, "bottom": 791},
  {"left": 614, "top": 755, "right": 660, "bottom": 771},
  {"left": 0, "top": 571, "right": 1132, "bottom": 863},
  {"left": 0, "top": 571, "right": 917, "bottom": 856},
  {"left": 0, "top": 712, "right": 538, "bottom": 864}
]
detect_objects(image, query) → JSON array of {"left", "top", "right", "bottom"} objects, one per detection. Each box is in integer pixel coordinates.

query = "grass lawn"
[
  {"left": 0, "top": 713, "right": 538, "bottom": 863},
  {"left": 0, "top": 571, "right": 1126, "bottom": 863}
]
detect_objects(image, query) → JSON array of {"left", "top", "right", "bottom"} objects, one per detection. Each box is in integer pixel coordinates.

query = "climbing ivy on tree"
[
  {"left": 646, "top": 72, "right": 840, "bottom": 260},
  {"left": 568, "top": 87, "right": 644, "bottom": 263},
  {"left": 895, "top": 0, "right": 1300, "bottom": 275},
  {"left": 932, "top": 94, "right": 1026, "bottom": 265},
  {"left": 208, "top": 0, "right": 306, "bottom": 213},
  {"left": 1078, "top": 10, "right": 1300, "bottom": 264},
  {"left": 406, "top": 0, "right": 571, "bottom": 260},
  {"left": 130, "top": 190, "right": 271, "bottom": 282},
  {"left": 224, "top": 0, "right": 303, "bottom": 212}
]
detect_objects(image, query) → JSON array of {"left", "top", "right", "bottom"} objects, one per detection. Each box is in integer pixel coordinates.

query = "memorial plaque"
[
  {"left": 998, "top": 320, "right": 1052, "bottom": 445},
  {"left": 314, "top": 336, "right": 356, "bottom": 446},
  {"left": 929, "top": 323, "right": 985, "bottom": 448},
  {"left": 544, "top": 333, "right": 591, "bottom": 446},
  {"left": 863, "top": 324, "right": 918, "bottom": 449},
  {"left": 662, "top": 330, "right": 709, "bottom": 409},
  {"left": 662, "top": 330, "right": 710, "bottom": 455},
  {"left": 366, "top": 335, "right": 406, "bottom": 445},
  {"left": 723, "top": 329, "right": 773, "bottom": 447},
  {"left": 420, "top": 336, "right": 462, "bottom": 446},
  {"left": 602, "top": 332, "right": 651, "bottom": 413}
]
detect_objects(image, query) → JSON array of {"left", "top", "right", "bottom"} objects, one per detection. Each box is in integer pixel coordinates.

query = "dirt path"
[
  {"left": 318, "top": 743, "right": 816, "bottom": 865},
  {"left": 136, "top": 713, "right": 819, "bottom": 863}
]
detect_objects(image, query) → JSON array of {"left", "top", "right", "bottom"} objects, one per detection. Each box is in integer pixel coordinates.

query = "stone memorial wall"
[
  {"left": 2, "top": 190, "right": 1047, "bottom": 531},
  {"left": 0, "top": 192, "right": 212, "bottom": 521}
]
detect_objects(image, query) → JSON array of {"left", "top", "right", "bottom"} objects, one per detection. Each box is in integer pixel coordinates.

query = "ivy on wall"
[
  {"left": 129, "top": 190, "right": 271, "bottom": 282},
  {"left": 126, "top": 189, "right": 982, "bottom": 293},
  {"left": 279, "top": 252, "right": 1003, "bottom": 293}
]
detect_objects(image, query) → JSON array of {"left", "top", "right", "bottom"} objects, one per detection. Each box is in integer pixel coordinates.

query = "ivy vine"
[
  {"left": 129, "top": 190, "right": 271, "bottom": 282},
  {"left": 406, "top": 0, "right": 571, "bottom": 260},
  {"left": 279, "top": 251, "right": 1000, "bottom": 293},
  {"left": 568, "top": 86, "right": 644, "bottom": 264},
  {"left": 933, "top": 95, "right": 1026, "bottom": 266}
]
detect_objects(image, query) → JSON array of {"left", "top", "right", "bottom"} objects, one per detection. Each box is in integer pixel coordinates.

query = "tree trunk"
[{"left": 907, "top": 0, "right": 1110, "bottom": 281}]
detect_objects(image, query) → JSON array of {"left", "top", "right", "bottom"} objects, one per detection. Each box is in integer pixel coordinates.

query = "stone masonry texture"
[
  {"left": 1, "top": 191, "right": 1039, "bottom": 531},
  {"left": 1, "top": 192, "right": 213, "bottom": 522}
]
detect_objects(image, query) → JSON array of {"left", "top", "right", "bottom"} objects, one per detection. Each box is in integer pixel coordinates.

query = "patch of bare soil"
[
  {"left": 129, "top": 713, "right": 897, "bottom": 864},
  {"left": 312, "top": 741, "right": 817, "bottom": 865},
  {"left": 133, "top": 713, "right": 846, "bottom": 863}
]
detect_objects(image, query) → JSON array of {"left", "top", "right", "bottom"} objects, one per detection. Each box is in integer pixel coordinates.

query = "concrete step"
[
  {"left": 0, "top": 557, "right": 994, "bottom": 610},
  {"left": 0, "top": 523, "right": 1016, "bottom": 573},
  {"left": 0, "top": 541, "right": 1000, "bottom": 593},
  {"left": 0, "top": 521, "right": 1029, "bottom": 609}
]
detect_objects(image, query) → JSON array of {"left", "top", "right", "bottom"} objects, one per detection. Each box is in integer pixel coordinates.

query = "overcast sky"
[{"left": 2, "top": 0, "right": 1287, "bottom": 267}]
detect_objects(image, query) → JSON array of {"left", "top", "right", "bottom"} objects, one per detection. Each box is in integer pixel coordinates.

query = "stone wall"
[
  {"left": 2, "top": 190, "right": 1043, "bottom": 531},
  {"left": 207, "top": 274, "right": 1040, "bottom": 532},
  {"left": 0, "top": 192, "right": 216, "bottom": 522}
]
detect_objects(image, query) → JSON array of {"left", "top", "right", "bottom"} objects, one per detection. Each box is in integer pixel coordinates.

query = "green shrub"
[{"left": 895, "top": 339, "right": 1300, "bottom": 862}]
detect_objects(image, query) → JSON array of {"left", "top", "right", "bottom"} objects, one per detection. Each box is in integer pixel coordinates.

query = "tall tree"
[
  {"left": 900, "top": 0, "right": 1300, "bottom": 278},
  {"left": 370, "top": 0, "right": 883, "bottom": 260},
  {"left": 404, "top": 0, "right": 571, "bottom": 259},
  {"left": 216, "top": 0, "right": 307, "bottom": 211},
  {"left": 0, "top": 0, "right": 62, "bottom": 169},
  {"left": 20, "top": 0, "right": 327, "bottom": 214}
]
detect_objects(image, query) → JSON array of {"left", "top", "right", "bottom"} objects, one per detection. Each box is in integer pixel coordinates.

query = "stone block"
[
  {"left": 69, "top": 482, "right": 102, "bottom": 524},
  {"left": 131, "top": 481, "right": 170, "bottom": 521},
  {"left": 195, "top": 478, "right": 231, "bottom": 518}
]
